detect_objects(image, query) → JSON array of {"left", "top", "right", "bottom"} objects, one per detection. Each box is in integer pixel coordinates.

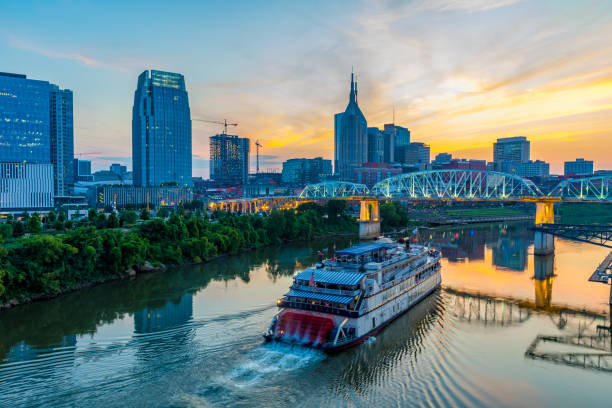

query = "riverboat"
[{"left": 264, "top": 237, "right": 441, "bottom": 351}]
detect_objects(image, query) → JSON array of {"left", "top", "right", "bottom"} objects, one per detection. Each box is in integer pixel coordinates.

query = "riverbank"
[
  {"left": 408, "top": 207, "right": 534, "bottom": 225},
  {"left": 0, "top": 201, "right": 357, "bottom": 311}
]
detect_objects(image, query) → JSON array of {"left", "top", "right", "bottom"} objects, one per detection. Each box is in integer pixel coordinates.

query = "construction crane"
[
  {"left": 193, "top": 118, "right": 238, "bottom": 135},
  {"left": 255, "top": 140, "right": 262, "bottom": 174},
  {"left": 74, "top": 152, "right": 101, "bottom": 157}
]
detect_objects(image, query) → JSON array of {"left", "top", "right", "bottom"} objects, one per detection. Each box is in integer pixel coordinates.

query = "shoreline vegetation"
[{"left": 0, "top": 200, "right": 357, "bottom": 310}]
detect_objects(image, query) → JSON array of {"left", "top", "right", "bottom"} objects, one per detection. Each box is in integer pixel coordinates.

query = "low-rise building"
[
  {"left": 0, "top": 162, "right": 54, "bottom": 212},
  {"left": 281, "top": 157, "right": 332, "bottom": 185},
  {"left": 519, "top": 160, "right": 550, "bottom": 178},
  {"left": 564, "top": 158, "right": 593, "bottom": 176},
  {"left": 95, "top": 185, "right": 193, "bottom": 209},
  {"left": 353, "top": 162, "right": 401, "bottom": 187}
]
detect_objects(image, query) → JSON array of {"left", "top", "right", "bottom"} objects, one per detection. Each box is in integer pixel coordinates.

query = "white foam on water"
[{"left": 225, "top": 342, "right": 326, "bottom": 389}]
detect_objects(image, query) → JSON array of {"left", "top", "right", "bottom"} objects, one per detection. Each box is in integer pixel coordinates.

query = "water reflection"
[
  {"left": 134, "top": 295, "right": 193, "bottom": 334},
  {"left": 534, "top": 254, "right": 555, "bottom": 309},
  {"left": 424, "top": 223, "right": 530, "bottom": 271}
]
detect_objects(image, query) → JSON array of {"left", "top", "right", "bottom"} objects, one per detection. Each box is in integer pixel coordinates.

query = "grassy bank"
[
  {"left": 0, "top": 201, "right": 356, "bottom": 307},
  {"left": 557, "top": 203, "right": 612, "bottom": 224}
]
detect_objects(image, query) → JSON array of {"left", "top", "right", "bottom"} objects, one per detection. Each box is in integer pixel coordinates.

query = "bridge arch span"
[
  {"left": 548, "top": 176, "right": 612, "bottom": 202},
  {"left": 298, "top": 181, "right": 370, "bottom": 200},
  {"left": 371, "top": 169, "right": 543, "bottom": 200}
]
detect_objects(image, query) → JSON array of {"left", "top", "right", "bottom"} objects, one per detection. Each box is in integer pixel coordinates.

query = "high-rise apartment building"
[
  {"left": 210, "top": 134, "right": 250, "bottom": 185},
  {"left": 50, "top": 86, "right": 74, "bottom": 195},
  {"left": 132, "top": 70, "right": 192, "bottom": 187},
  {"left": 334, "top": 73, "right": 367, "bottom": 180},
  {"left": 493, "top": 137, "right": 530, "bottom": 169},
  {"left": 281, "top": 157, "right": 332, "bottom": 185},
  {"left": 564, "top": 158, "right": 593, "bottom": 176}
]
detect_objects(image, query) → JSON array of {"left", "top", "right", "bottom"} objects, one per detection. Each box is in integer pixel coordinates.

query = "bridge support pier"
[
  {"left": 534, "top": 254, "right": 554, "bottom": 308},
  {"left": 534, "top": 201, "right": 555, "bottom": 255},
  {"left": 359, "top": 199, "right": 380, "bottom": 239}
]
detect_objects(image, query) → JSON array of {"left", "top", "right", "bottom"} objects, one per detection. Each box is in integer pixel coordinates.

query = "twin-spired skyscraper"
[
  {"left": 334, "top": 73, "right": 367, "bottom": 180},
  {"left": 132, "top": 70, "right": 192, "bottom": 187}
]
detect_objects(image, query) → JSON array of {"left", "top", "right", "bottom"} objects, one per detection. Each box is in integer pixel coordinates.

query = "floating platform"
[{"left": 589, "top": 251, "right": 612, "bottom": 284}]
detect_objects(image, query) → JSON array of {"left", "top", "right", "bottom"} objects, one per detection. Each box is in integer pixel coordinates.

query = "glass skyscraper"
[
  {"left": 0, "top": 72, "right": 51, "bottom": 163},
  {"left": 0, "top": 72, "right": 73, "bottom": 206},
  {"left": 334, "top": 73, "right": 367, "bottom": 180},
  {"left": 132, "top": 70, "right": 192, "bottom": 187}
]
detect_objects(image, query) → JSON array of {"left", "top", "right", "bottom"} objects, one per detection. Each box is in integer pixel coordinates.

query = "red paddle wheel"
[{"left": 275, "top": 312, "right": 335, "bottom": 345}]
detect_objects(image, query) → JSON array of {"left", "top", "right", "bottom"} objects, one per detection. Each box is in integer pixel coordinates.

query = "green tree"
[
  {"left": 157, "top": 207, "right": 169, "bottom": 218},
  {"left": 95, "top": 213, "right": 107, "bottom": 229},
  {"left": 53, "top": 219, "right": 65, "bottom": 231},
  {"left": 325, "top": 200, "right": 347, "bottom": 223},
  {"left": 380, "top": 201, "right": 409, "bottom": 231},
  {"left": 88, "top": 208, "right": 97, "bottom": 222},
  {"left": 106, "top": 213, "right": 120, "bottom": 228},
  {"left": 46, "top": 210, "right": 57, "bottom": 224},
  {"left": 140, "top": 209, "right": 150, "bottom": 220},
  {"left": 27, "top": 213, "right": 43, "bottom": 233},
  {"left": 12, "top": 221, "right": 25, "bottom": 237},
  {"left": 0, "top": 223, "right": 13, "bottom": 239},
  {"left": 119, "top": 210, "right": 138, "bottom": 226}
]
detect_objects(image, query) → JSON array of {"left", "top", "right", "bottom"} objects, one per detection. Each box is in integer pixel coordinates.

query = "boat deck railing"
[
  {"left": 279, "top": 300, "right": 360, "bottom": 318},
  {"left": 291, "top": 285, "right": 361, "bottom": 297}
]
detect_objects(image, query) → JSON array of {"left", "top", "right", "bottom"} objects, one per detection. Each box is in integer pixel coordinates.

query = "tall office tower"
[
  {"left": 209, "top": 134, "right": 250, "bottom": 185},
  {"left": 132, "top": 70, "right": 192, "bottom": 187},
  {"left": 366, "top": 127, "right": 384, "bottom": 163},
  {"left": 334, "top": 72, "right": 367, "bottom": 180},
  {"left": 50, "top": 86, "right": 74, "bottom": 195},
  {"left": 333, "top": 112, "right": 343, "bottom": 174},
  {"left": 383, "top": 124, "right": 410, "bottom": 163},
  {"left": 493, "top": 136, "right": 530, "bottom": 170}
]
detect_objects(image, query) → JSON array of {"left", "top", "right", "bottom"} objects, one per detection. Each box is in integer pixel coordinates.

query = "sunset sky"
[{"left": 2, "top": 0, "right": 611, "bottom": 176}]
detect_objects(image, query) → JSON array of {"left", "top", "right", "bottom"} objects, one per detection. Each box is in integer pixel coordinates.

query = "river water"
[{"left": 1, "top": 222, "right": 611, "bottom": 407}]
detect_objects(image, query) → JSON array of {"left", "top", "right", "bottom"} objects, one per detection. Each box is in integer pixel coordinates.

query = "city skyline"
[{"left": 2, "top": 0, "right": 611, "bottom": 176}]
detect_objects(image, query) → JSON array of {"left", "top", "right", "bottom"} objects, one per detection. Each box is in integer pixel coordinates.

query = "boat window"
[{"left": 372, "top": 317, "right": 376, "bottom": 328}]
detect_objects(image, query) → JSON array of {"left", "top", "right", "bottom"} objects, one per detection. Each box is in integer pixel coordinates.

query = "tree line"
[{"left": 0, "top": 200, "right": 356, "bottom": 304}]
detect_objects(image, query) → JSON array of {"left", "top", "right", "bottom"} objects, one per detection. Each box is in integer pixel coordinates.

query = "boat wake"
[{"left": 226, "top": 343, "right": 326, "bottom": 388}]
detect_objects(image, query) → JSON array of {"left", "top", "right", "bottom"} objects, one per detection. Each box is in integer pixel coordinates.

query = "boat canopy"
[
  {"left": 294, "top": 269, "right": 365, "bottom": 286},
  {"left": 335, "top": 242, "right": 395, "bottom": 257},
  {"left": 286, "top": 289, "right": 355, "bottom": 305}
]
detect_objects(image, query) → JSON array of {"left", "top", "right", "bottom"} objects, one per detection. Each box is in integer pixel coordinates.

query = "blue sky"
[{"left": 2, "top": 0, "right": 612, "bottom": 176}]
